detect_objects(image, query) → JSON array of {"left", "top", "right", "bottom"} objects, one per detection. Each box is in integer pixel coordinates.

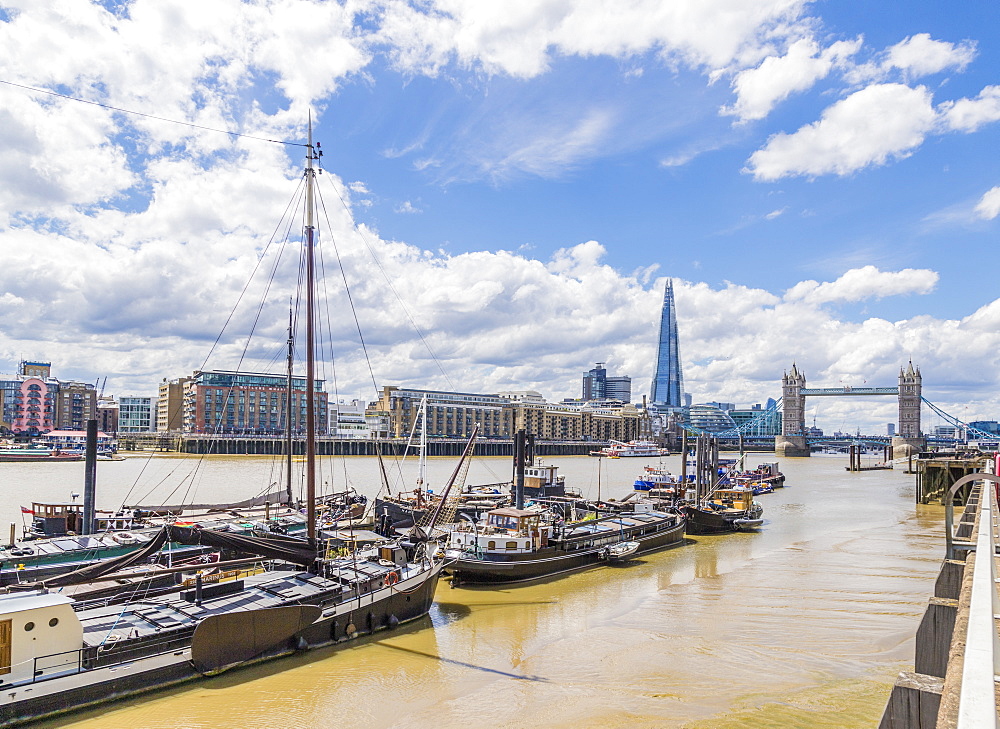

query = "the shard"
[{"left": 650, "top": 279, "right": 685, "bottom": 408}]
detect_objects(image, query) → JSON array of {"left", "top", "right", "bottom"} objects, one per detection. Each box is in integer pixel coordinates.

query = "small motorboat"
[{"left": 600, "top": 540, "right": 640, "bottom": 563}]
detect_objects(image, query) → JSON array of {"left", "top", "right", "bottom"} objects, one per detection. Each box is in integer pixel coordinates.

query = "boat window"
[
  {"left": 487, "top": 541, "right": 496, "bottom": 550},
  {"left": 505, "top": 541, "right": 517, "bottom": 550},
  {"left": 24, "top": 622, "right": 34, "bottom": 632},
  {"left": 48, "top": 617, "right": 59, "bottom": 627}
]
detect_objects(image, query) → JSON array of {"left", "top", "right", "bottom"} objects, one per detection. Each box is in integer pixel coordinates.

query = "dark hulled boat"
[
  {"left": 445, "top": 502, "right": 686, "bottom": 585},
  {"left": 682, "top": 487, "right": 764, "bottom": 534},
  {"left": 0, "top": 525, "right": 443, "bottom": 727}
]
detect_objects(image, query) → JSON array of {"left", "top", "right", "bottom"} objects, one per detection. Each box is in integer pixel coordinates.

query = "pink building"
[{"left": 11, "top": 377, "right": 56, "bottom": 434}]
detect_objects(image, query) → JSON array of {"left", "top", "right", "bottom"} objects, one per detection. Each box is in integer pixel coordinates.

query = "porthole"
[
  {"left": 49, "top": 617, "right": 59, "bottom": 627},
  {"left": 24, "top": 622, "right": 34, "bottom": 632}
]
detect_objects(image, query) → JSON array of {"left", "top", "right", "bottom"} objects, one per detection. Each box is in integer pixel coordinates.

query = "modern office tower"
[
  {"left": 650, "top": 279, "right": 684, "bottom": 408},
  {"left": 583, "top": 363, "right": 607, "bottom": 400},
  {"left": 583, "top": 363, "right": 631, "bottom": 403},
  {"left": 604, "top": 375, "right": 631, "bottom": 403}
]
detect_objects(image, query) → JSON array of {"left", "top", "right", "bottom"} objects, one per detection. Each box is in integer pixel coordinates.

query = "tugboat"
[{"left": 683, "top": 486, "right": 764, "bottom": 534}]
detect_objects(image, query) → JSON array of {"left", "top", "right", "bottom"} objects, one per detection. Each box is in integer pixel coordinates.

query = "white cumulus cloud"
[
  {"left": 884, "top": 33, "right": 976, "bottom": 78},
  {"left": 723, "top": 37, "right": 861, "bottom": 122},
  {"left": 746, "top": 83, "right": 937, "bottom": 180},
  {"left": 940, "top": 85, "right": 1000, "bottom": 133},
  {"left": 783, "top": 266, "right": 939, "bottom": 306},
  {"left": 974, "top": 186, "right": 1000, "bottom": 221}
]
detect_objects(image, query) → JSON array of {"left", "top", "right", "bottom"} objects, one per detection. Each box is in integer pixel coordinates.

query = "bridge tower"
[
  {"left": 776, "top": 363, "right": 810, "bottom": 457},
  {"left": 893, "top": 361, "right": 926, "bottom": 458}
]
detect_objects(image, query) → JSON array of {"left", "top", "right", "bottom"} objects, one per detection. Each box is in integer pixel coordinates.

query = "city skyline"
[{"left": 1, "top": 2, "right": 999, "bottom": 434}]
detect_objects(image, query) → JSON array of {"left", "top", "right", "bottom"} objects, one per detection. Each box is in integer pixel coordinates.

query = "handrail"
[
  {"left": 956, "top": 478, "right": 1000, "bottom": 729},
  {"left": 944, "top": 472, "right": 1000, "bottom": 560}
]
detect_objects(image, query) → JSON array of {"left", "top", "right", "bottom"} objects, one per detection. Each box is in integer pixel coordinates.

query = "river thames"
[{"left": 9, "top": 450, "right": 943, "bottom": 729}]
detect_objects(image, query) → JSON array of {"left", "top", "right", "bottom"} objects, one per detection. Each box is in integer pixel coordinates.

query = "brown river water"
[{"left": 2, "top": 451, "right": 944, "bottom": 728}]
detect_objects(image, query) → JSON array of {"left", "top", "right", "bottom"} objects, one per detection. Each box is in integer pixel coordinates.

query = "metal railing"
[{"left": 956, "top": 477, "right": 1000, "bottom": 729}]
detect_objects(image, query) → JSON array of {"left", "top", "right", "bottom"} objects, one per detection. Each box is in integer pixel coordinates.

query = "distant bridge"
[{"left": 680, "top": 394, "right": 987, "bottom": 449}]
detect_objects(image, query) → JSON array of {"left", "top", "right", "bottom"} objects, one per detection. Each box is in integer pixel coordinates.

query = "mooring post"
[
  {"left": 681, "top": 430, "right": 688, "bottom": 486},
  {"left": 82, "top": 419, "right": 98, "bottom": 535}
]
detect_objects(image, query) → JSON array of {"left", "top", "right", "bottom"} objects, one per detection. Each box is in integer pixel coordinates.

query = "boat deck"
[{"left": 77, "top": 557, "right": 409, "bottom": 645}]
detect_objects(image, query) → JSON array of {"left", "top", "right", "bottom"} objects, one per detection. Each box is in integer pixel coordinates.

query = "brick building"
[{"left": 182, "top": 370, "right": 327, "bottom": 435}]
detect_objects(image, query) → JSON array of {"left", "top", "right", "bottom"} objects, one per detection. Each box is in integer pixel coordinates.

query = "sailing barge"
[
  {"left": 0, "top": 525, "right": 443, "bottom": 726},
  {"left": 0, "top": 120, "right": 448, "bottom": 726}
]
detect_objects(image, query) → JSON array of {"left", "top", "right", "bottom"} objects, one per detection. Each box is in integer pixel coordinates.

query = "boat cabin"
[
  {"left": 28, "top": 504, "right": 134, "bottom": 538},
  {"left": 523, "top": 463, "right": 566, "bottom": 496},
  {"left": 0, "top": 592, "right": 83, "bottom": 687},
  {"left": 448, "top": 508, "right": 552, "bottom": 554},
  {"left": 30, "top": 503, "right": 85, "bottom": 538},
  {"left": 708, "top": 488, "right": 754, "bottom": 511}
]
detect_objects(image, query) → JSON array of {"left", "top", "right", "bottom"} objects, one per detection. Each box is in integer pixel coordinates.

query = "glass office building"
[{"left": 650, "top": 279, "right": 685, "bottom": 408}]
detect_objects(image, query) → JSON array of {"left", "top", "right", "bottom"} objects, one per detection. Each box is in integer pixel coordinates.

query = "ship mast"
[
  {"left": 285, "top": 301, "right": 294, "bottom": 507},
  {"left": 304, "top": 115, "right": 317, "bottom": 542}
]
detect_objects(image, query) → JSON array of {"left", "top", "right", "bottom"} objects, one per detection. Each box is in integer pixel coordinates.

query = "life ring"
[
  {"left": 113, "top": 532, "right": 137, "bottom": 544},
  {"left": 383, "top": 571, "right": 399, "bottom": 587}
]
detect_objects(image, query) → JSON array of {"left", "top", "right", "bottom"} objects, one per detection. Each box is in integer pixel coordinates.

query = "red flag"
[{"left": 20, "top": 506, "right": 33, "bottom": 514}]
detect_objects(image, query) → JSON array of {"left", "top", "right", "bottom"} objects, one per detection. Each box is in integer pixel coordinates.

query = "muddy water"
[{"left": 10, "top": 452, "right": 943, "bottom": 729}]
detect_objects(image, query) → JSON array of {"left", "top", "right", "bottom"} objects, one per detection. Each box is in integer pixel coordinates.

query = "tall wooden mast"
[
  {"left": 285, "top": 302, "right": 294, "bottom": 507},
  {"left": 305, "top": 114, "right": 317, "bottom": 542}
]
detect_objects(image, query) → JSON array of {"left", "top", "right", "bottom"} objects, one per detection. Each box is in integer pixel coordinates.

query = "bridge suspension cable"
[
  {"left": 680, "top": 398, "right": 783, "bottom": 438},
  {"left": 921, "top": 397, "right": 997, "bottom": 441}
]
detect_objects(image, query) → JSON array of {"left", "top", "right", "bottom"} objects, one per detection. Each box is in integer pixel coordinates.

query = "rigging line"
[
  {"left": 124, "top": 457, "right": 203, "bottom": 509},
  {"left": 198, "top": 175, "right": 306, "bottom": 372},
  {"left": 315, "top": 187, "right": 381, "bottom": 405},
  {"left": 315, "top": 224, "right": 344, "bottom": 496},
  {"left": 116, "top": 442, "right": 163, "bottom": 510},
  {"left": 315, "top": 185, "right": 408, "bottom": 494},
  {"left": 319, "top": 171, "right": 458, "bottom": 392},
  {"left": 0, "top": 78, "right": 305, "bottom": 147},
  {"left": 193, "top": 179, "right": 305, "bottom": 494}
]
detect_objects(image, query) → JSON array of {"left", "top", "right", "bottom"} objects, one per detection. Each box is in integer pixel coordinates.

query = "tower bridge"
[{"left": 776, "top": 362, "right": 925, "bottom": 458}]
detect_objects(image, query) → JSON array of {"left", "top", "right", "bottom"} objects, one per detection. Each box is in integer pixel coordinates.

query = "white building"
[
  {"left": 119, "top": 396, "right": 156, "bottom": 432},
  {"left": 329, "top": 399, "right": 372, "bottom": 439}
]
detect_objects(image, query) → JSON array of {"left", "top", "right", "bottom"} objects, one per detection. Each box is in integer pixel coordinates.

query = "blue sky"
[{"left": 1, "top": 0, "right": 999, "bottom": 433}]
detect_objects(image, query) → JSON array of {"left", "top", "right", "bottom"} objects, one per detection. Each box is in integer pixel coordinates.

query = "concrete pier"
[{"left": 775, "top": 434, "right": 809, "bottom": 457}]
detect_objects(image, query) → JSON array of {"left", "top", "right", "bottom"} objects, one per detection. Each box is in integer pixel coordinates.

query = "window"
[{"left": 506, "top": 541, "right": 518, "bottom": 549}]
